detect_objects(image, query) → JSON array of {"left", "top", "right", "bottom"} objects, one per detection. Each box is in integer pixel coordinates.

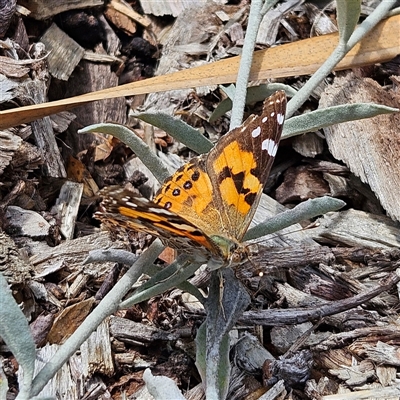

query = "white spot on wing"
[
  {"left": 277, "top": 113, "right": 285, "bottom": 125},
  {"left": 262, "top": 116, "right": 268, "bottom": 123},
  {"left": 262, "top": 139, "right": 278, "bottom": 156},
  {"left": 148, "top": 207, "right": 172, "bottom": 215},
  {"left": 170, "top": 223, "right": 197, "bottom": 231},
  {"left": 270, "top": 112, "right": 275, "bottom": 117},
  {"left": 251, "top": 126, "right": 261, "bottom": 138}
]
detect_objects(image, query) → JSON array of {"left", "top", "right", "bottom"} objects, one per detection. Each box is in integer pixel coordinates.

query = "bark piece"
[
  {"left": 47, "top": 297, "right": 95, "bottom": 344},
  {"left": 50, "top": 111, "right": 76, "bottom": 133},
  {"left": 33, "top": 328, "right": 112, "bottom": 398},
  {"left": 5, "top": 205, "right": 51, "bottom": 238},
  {"left": 233, "top": 333, "right": 275, "bottom": 374},
  {"left": 320, "top": 73, "right": 400, "bottom": 221},
  {"left": 104, "top": 0, "right": 139, "bottom": 35},
  {"left": 29, "top": 313, "right": 55, "bottom": 346},
  {"left": 40, "top": 23, "right": 85, "bottom": 81},
  {"left": 17, "top": 0, "right": 104, "bottom": 20},
  {"left": 257, "top": 0, "right": 302, "bottom": 46},
  {"left": 312, "top": 209, "right": 400, "bottom": 248},
  {"left": 275, "top": 165, "right": 330, "bottom": 203},
  {"left": 18, "top": 46, "right": 67, "bottom": 178},
  {"left": 0, "top": 0, "right": 16, "bottom": 38},
  {"left": 60, "top": 58, "right": 126, "bottom": 156},
  {"left": 10, "top": 140, "right": 43, "bottom": 171},
  {"left": 143, "top": 3, "right": 244, "bottom": 116},
  {"left": 329, "top": 360, "right": 375, "bottom": 386},
  {"left": 350, "top": 341, "right": 400, "bottom": 367},
  {"left": 26, "top": 231, "right": 126, "bottom": 278},
  {"left": 266, "top": 350, "right": 313, "bottom": 389},
  {"left": 0, "top": 231, "right": 32, "bottom": 285},
  {"left": 80, "top": 319, "right": 114, "bottom": 376},
  {"left": 271, "top": 323, "right": 313, "bottom": 353},
  {"left": 292, "top": 132, "right": 324, "bottom": 158},
  {"left": 51, "top": 181, "right": 83, "bottom": 240},
  {"left": 109, "top": 316, "right": 178, "bottom": 345},
  {"left": 0, "top": 55, "right": 30, "bottom": 77},
  {"left": 0, "top": 73, "right": 19, "bottom": 101},
  {"left": 139, "top": 0, "right": 208, "bottom": 17},
  {"left": 304, "top": 2, "right": 338, "bottom": 36},
  {"left": 0, "top": 129, "right": 22, "bottom": 174}
]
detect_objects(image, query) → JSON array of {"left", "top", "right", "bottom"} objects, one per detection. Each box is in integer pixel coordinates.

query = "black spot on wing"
[
  {"left": 191, "top": 170, "right": 200, "bottom": 181},
  {"left": 183, "top": 180, "right": 193, "bottom": 190},
  {"left": 244, "top": 191, "right": 256, "bottom": 206},
  {"left": 174, "top": 172, "right": 184, "bottom": 182},
  {"left": 220, "top": 166, "right": 251, "bottom": 197}
]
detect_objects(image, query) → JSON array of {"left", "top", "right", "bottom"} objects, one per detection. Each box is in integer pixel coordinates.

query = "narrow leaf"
[
  {"left": 120, "top": 254, "right": 205, "bottom": 308},
  {"left": 79, "top": 123, "right": 170, "bottom": 183},
  {"left": 211, "top": 84, "right": 296, "bottom": 122},
  {"left": 245, "top": 197, "right": 346, "bottom": 241},
  {"left": 0, "top": 273, "right": 36, "bottom": 398},
  {"left": 135, "top": 112, "right": 213, "bottom": 154},
  {"left": 143, "top": 369, "right": 185, "bottom": 400},
  {"left": 336, "top": 0, "right": 361, "bottom": 44},
  {"left": 283, "top": 103, "right": 397, "bottom": 139}
]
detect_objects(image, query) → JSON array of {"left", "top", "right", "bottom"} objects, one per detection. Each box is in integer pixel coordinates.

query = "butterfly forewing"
[{"left": 205, "top": 90, "right": 286, "bottom": 241}]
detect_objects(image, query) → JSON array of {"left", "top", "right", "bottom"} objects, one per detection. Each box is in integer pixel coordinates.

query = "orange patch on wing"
[
  {"left": 118, "top": 206, "right": 167, "bottom": 223},
  {"left": 191, "top": 170, "right": 214, "bottom": 214},
  {"left": 118, "top": 204, "right": 213, "bottom": 251},
  {"left": 218, "top": 178, "right": 261, "bottom": 215},
  {"left": 213, "top": 141, "right": 261, "bottom": 214},
  {"left": 219, "top": 178, "right": 249, "bottom": 215},
  {"left": 155, "top": 165, "right": 214, "bottom": 215},
  {"left": 213, "top": 142, "right": 257, "bottom": 175},
  {"left": 152, "top": 221, "right": 212, "bottom": 249}
]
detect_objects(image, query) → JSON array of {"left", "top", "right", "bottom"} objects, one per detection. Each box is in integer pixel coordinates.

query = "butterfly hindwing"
[
  {"left": 152, "top": 157, "right": 222, "bottom": 237},
  {"left": 97, "top": 187, "right": 222, "bottom": 255}
]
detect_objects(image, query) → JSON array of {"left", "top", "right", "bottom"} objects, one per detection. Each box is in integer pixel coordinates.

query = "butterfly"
[{"left": 96, "top": 90, "right": 286, "bottom": 269}]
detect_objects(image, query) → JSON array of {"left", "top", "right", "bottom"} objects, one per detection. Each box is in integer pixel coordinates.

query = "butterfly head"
[{"left": 206, "top": 235, "right": 250, "bottom": 270}]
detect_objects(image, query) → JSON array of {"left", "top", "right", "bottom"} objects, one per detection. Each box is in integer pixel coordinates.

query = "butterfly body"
[{"left": 97, "top": 91, "right": 286, "bottom": 269}]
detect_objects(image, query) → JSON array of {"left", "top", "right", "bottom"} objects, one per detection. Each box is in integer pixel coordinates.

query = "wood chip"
[
  {"left": 320, "top": 73, "right": 400, "bottom": 221},
  {"left": 51, "top": 181, "right": 83, "bottom": 239},
  {"left": 5, "top": 206, "right": 51, "bottom": 238},
  {"left": 47, "top": 297, "right": 95, "bottom": 344},
  {"left": 0, "top": 129, "right": 22, "bottom": 174},
  {"left": 40, "top": 23, "right": 85, "bottom": 81},
  {"left": 312, "top": 209, "right": 400, "bottom": 248},
  {"left": 18, "top": 0, "right": 104, "bottom": 20},
  {"left": 0, "top": 231, "right": 32, "bottom": 285}
]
